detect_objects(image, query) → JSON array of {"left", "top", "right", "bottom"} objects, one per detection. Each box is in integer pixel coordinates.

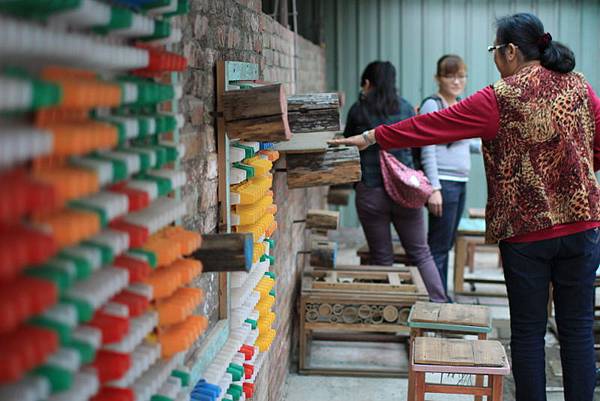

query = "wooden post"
[
  {"left": 286, "top": 145, "right": 361, "bottom": 188},
  {"left": 287, "top": 93, "right": 341, "bottom": 133},
  {"left": 453, "top": 236, "right": 468, "bottom": 293},
  {"left": 191, "top": 233, "right": 254, "bottom": 272},
  {"left": 310, "top": 240, "right": 337, "bottom": 268},
  {"left": 224, "top": 115, "right": 291, "bottom": 141},
  {"left": 306, "top": 209, "right": 339, "bottom": 231}
]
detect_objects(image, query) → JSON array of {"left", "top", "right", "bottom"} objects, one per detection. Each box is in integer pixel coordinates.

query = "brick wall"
[{"left": 174, "top": 1, "right": 327, "bottom": 400}]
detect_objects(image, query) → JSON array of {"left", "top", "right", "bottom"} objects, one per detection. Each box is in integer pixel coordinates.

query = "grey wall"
[{"left": 322, "top": 0, "right": 600, "bottom": 227}]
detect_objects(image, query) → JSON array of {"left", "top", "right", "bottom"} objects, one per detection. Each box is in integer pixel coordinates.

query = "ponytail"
[{"left": 540, "top": 41, "right": 576, "bottom": 73}]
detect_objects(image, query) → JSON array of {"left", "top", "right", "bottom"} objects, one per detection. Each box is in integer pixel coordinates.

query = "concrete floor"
[{"left": 282, "top": 227, "right": 595, "bottom": 401}]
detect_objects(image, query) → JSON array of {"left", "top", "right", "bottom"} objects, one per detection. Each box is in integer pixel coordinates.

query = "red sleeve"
[
  {"left": 587, "top": 83, "right": 600, "bottom": 171},
  {"left": 374, "top": 86, "right": 499, "bottom": 149}
]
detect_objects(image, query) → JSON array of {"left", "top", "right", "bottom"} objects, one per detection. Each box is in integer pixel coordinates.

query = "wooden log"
[
  {"left": 306, "top": 209, "right": 339, "bottom": 231},
  {"left": 287, "top": 93, "right": 339, "bottom": 111},
  {"left": 191, "top": 233, "right": 253, "bottom": 272},
  {"left": 310, "top": 240, "right": 337, "bottom": 268},
  {"left": 225, "top": 113, "right": 291, "bottom": 142},
  {"left": 286, "top": 145, "right": 361, "bottom": 188},
  {"left": 287, "top": 93, "right": 341, "bottom": 133},
  {"left": 223, "top": 84, "right": 287, "bottom": 121},
  {"left": 327, "top": 188, "right": 352, "bottom": 206},
  {"left": 288, "top": 108, "right": 340, "bottom": 133}
]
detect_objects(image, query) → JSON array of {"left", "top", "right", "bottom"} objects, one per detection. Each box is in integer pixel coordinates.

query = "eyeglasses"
[
  {"left": 440, "top": 75, "right": 467, "bottom": 82},
  {"left": 487, "top": 44, "right": 507, "bottom": 52}
]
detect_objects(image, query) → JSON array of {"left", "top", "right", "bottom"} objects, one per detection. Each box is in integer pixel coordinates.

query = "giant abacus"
[
  {"left": 184, "top": 61, "right": 283, "bottom": 401},
  {"left": 0, "top": 1, "right": 211, "bottom": 401}
]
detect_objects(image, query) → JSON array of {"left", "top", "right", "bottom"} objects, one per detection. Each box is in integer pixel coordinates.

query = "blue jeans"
[
  {"left": 500, "top": 228, "right": 600, "bottom": 401},
  {"left": 428, "top": 180, "right": 466, "bottom": 294}
]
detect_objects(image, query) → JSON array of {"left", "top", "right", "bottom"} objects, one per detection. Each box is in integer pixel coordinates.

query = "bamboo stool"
[
  {"left": 408, "top": 337, "right": 510, "bottom": 401},
  {"left": 407, "top": 302, "right": 493, "bottom": 401}
]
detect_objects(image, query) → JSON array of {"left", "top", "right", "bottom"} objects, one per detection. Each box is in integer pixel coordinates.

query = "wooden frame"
[
  {"left": 299, "top": 265, "right": 429, "bottom": 376},
  {"left": 189, "top": 61, "right": 260, "bottom": 379}
]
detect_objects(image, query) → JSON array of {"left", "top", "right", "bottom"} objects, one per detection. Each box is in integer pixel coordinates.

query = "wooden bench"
[
  {"left": 408, "top": 337, "right": 510, "bottom": 401},
  {"left": 356, "top": 242, "right": 411, "bottom": 265}
]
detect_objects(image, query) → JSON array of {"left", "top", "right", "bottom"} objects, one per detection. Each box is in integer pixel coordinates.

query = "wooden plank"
[
  {"left": 223, "top": 83, "right": 287, "bottom": 121},
  {"left": 312, "top": 281, "right": 417, "bottom": 292},
  {"left": 410, "top": 302, "right": 441, "bottom": 323},
  {"left": 473, "top": 340, "right": 507, "bottom": 367},
  {"left": 286, "top": 145, "right": 361, "bottom": 188},
  {"left": 288, "top": 108, "right": 341, "bottom": 133},
  {"left": 225, "top": 113, "right": 291, "bottom": 142},
  {"left": 304, "top": 322, "right": 410, "bottom": 333},
  {"left": 287, "top": 92, "right": 340, "bottom": 111},
  {"left": 273, "top": 131, "right": 337, "bottom": 154},
  {"left": 437, "top": 304, "right": 490, "bottom": 328},
  {"left": 414, "top": 337, "right": 474, "bottom": 366},
  {"left": 306, "top": 209, "right": 340, "bottom": 230},
  {"left": 409, "top": 267, "right": 429, "bottom": 297},
  {"left": 388, "top": 273, "right": 401, "bottom": 286}
]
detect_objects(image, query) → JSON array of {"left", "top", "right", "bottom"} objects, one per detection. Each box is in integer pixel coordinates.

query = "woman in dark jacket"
[
  {"left": 333, "top": 14, "right": 600, "bottom": 401},
  {"left": 344, "top": 61, "right": 447, "bottom": 303}
]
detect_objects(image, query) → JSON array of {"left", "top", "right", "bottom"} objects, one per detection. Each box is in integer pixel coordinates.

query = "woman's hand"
[
  {"left": 328, "top": 129, "right": 374, "bottom": 151},
  {"left": 427, "top": 190, "right": 443, "bottom": 217}
]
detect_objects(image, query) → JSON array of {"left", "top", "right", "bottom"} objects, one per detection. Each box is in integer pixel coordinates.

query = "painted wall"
[{"left": 322, "top": 0, "right": 600, "bottom": 226}]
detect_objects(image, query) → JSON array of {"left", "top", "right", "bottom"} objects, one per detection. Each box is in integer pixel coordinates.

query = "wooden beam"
[
  {"left": 287, "top": 93, "right": 341, "bottom": 133},
  {"left": 191, "top": 233, "right": 254, "bottom": 272},
  {"left": 306, "top": 209, "right": 339, "bottom": 230},
  {"left": 286, "top": 145, "right": 361, "bottom": 189},
  {"left": 223, "top": 84, "right": 287, "bottom": 121},
  {"left": 273, "top": 131, "right": 337, "bottom": 154},
  {"left": 310, "top": 240, "right": 337, "bottom": 268},
  {"left": 225, "top": 114, "right": 291, "bottom": 142}
]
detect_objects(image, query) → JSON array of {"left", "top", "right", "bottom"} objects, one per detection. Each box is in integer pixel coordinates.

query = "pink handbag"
[{"left": 379, "top": 150, "right": 433, "bottom": 208}]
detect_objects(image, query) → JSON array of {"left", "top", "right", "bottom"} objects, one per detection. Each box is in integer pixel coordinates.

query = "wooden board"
[
  {"left": 306, "top": 209, "right": 339, "bottom": 230},
  {"left": 225, "top": 113, "right": 291, "bottom": 142},
  {"left": 273, "top": 131, "right": 338, "bottom": 154},
  {"left": 223, "top": 83, "right": 287, "bottom": 121},
  {"left": 287, "top": 93, "right": 340, "bottom": 111},
  {"left": 410, "top": 302, "right": 490, "bottom": 328},
  {"left": 468, "top": 208, "right": 486, "bottom": 219},
  {"left": 192, "top": 233, "right": 254, "bottom": 272},
  {"left": 286, "top": 145, "right": 361, "bottom": 188},
  {"left": 414, "top": 337, "right": 506, "bottom": 367},
  {"left": 288, "top": 108, "right": 340, "bottom": 133},
  {"left": 287, "top": 93, "right": 341, "bottom": 133}
]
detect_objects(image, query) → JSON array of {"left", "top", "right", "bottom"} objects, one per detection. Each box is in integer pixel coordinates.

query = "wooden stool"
[
  {"left": 356, "top": 242, "right": 411, "bottom": 265},
  {"left": 408, "top": 337, "right": 510, "bottom": 401},
  {"left": 408, "top": 302, "right": 493, "bottom": 401}
]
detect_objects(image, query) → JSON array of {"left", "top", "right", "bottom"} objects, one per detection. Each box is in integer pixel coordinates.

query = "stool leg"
[
  {"left": 414, "top": 372, "right": 426, "bottom": 401},
  {"left": 474, "top": 373, "right": 484, "bottom": 401},
  {"left": 491, "top": 375, "right": 503, "bottom": 401},
  {"left": 454, "top": 236, "right": 467, "bottom": 293},
  {"left": 407, "top": 366, "right": 415, "bottom": 401}
]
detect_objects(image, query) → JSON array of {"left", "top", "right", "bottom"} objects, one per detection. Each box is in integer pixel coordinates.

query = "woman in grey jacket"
[{"left": 419, "top": 55, "right": 481, "bottom": 296}]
